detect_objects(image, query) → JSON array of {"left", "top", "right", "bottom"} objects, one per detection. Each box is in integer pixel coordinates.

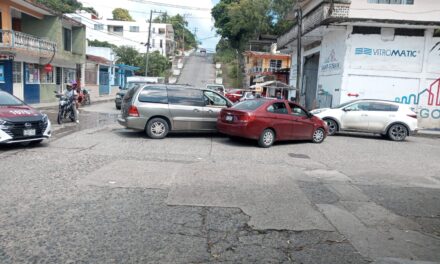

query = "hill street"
[{"left": 0, "top": 98, "right": 439, "bottom": 263}]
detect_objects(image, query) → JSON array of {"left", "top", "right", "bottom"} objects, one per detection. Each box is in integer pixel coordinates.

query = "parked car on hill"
[
  {"left": 225, "top": 89, "right": 244, "bottom": 103},
  {"left": 310, "top": 99, "right": 418, "bottom": 141},
  {"left": 118, "top": 84, "right": 232, "bottom": 139},
  {"left": 0, "top": 90, "right": 51, "bottom": 145},
  {"left": 217, "top": 99, "right": 328, "bottom": 148}
]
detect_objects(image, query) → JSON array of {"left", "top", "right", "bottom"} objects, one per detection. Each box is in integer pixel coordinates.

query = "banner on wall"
[{"left": 349, "top": 35, "right": 424, "bottom": 72}]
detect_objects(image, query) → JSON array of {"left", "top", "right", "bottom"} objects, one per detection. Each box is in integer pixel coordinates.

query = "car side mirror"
[
  {"left": 307, "top": 112, "right": 313, "bottom": 118},
  {"left": 343, "top": 108, "right": 350, "bottom": 112}
]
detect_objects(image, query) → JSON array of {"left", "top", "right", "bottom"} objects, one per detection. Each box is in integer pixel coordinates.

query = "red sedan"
[
  {"left": 217, "top": 99, "right": 328, "bottom": 147},
  {"left": 225, "top": 89, "right": 244, "bottom": 103}
]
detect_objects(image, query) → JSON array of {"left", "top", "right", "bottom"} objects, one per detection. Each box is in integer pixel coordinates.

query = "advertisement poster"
[{"left": 0, "top": 65, "right": 4, "bottom": 82}]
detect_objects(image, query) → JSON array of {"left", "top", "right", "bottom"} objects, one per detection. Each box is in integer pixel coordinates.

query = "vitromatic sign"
[{"left": 355, "top": 48, "right": 419, "bottom": 58}]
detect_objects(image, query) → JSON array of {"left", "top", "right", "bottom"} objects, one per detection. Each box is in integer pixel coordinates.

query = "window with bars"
[
  {"left": 63, "top": 28, "right": 72, "bottom": 51},
  {"left": 129, "top": 26, "right": 139, "bottom": 32},
  {"left": 40, "top": 67, "right": 54, "bottom": 84},
  {"left": 269, "top": 60, "right": 282, "bottom": 69},
  {"left": 13, "top": 62, "right": 22, "bottom": 83},
  {"left": 94, "top": 24, "right": 104, "bottom": 30},
  {"left": 63, "top": 68, "right": 76, "bottom": 84},
  {"left": 26, "top": 64, "right": 40, "bottom": 84},
  {"left": 367, "top": 0, "right": 414, "bottom": 4}
]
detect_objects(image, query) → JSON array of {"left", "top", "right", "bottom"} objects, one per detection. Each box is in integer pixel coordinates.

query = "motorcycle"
[
  {"left": 54, "top": 91, "right": 76, "bottom": 124},
  {"left": 79, "top": 88, "right": 91, "bottom": 106}
]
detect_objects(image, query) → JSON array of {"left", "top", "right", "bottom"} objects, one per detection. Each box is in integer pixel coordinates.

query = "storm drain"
[{"left": 288, "top": 153, "right": 310, "bottom": 159}]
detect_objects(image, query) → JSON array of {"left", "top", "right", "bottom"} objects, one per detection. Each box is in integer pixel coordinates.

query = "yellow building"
[{"left": 243, "top": 51, "right": 291, "bottom": 88}]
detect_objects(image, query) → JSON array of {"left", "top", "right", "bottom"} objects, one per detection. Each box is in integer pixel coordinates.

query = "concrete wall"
[
  {"left": 316, "top": 29, "right": 347, "bottom": 108},
  {"left": 40, "top": 84, "right": 57, "bottom": 103},
  {"left": 350, "top": 0, "right": 440, "bottom": 22},
  {"left": 340, "top": 28, "right": 440, "bottom": 129}
]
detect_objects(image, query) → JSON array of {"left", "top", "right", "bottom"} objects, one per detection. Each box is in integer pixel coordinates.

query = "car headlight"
[
  {"left": 0, "top": 119, "right": 12, "bottom": 129},
  {"left": 41, "top": 113, "right": 48, "bottom": 124}
]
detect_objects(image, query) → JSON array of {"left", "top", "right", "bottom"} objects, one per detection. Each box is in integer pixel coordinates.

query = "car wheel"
[
  {"left": 258, "top": 129, "right": 275, "bottom": 148},
  {"left": 57, "top": 110, "right": 63, "bottom": 125},
  {"left": 116, "top": 105, "right": 121, "bottom": 110},
  {"left": 324, "top": 119, "right": 338, "bottom": 136},
  {"left": 387, "top": 124, "right": 408, "bottom": 141},
  {"left": 312, "top": 128, "right": 325, "bottom": 143},
  {"left": 146, "top": 118, "right": 169, "bottom": 139}
]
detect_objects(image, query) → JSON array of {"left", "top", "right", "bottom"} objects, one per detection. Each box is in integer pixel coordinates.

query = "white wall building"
[
  {"left": 278, "top": 0, "right": 440, "bottom": 129},
  {"left": 67, "top": 11, "right": 175, "bottom": 57}
]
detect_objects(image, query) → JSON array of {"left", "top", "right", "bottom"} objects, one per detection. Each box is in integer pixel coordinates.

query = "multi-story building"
[
  {"left": 0, "top": 0, "right": 86, "bottom": 104},
  {"left": 243, "top": 50, "right": 291, "bottom": 87},
  {"left": 68, "top": 11, "right": 175, "bottom": 57},
  {"left": 277, "top": 0, "right": 440, "bottom": 129}
]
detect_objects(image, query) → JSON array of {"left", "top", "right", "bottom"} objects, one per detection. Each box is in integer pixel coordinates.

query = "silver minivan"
[{"left": 118, "top": 84, "right": 233, "bottom": 138}]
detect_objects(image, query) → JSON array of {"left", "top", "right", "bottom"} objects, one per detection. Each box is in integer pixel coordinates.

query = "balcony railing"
[
  {"left": 277, "top": 2, "right": 350, "bottom": 48},
  {"left": 0, "top": 30, "right": 57, "bottom": 57},
  {"left": 248, "top": 66, "right": 282, "bottom": 74}
]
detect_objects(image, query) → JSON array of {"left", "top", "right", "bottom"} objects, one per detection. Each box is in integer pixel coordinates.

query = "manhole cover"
[{"left": 288, "top": 153, "right": 310, "bottom": 159}]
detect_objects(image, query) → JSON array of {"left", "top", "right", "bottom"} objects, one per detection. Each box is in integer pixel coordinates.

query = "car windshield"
[
  {"left": 0, "top": 91, "right": 24, "bottom": 106},
  {"left": 233, "top": 99, "right": 267, "bottom": 110},
  {"left": 331, "top": 100, "right": 358, "bottom": 109}
]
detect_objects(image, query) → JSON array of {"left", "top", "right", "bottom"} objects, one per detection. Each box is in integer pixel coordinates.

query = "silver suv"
[{"left": 118, "top": 84, "right": 233, "bottom": 138}]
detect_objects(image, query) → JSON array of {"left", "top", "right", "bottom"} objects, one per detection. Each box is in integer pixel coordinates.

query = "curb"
[
  {"left": 414, "top": 132, "right": 440, "bottom": 139},
  {"left": 32, "top": 97, "right": 115, "bottom": 110}
]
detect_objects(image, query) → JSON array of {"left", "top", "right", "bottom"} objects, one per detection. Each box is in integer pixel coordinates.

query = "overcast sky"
[{"left": 79, "top": 0, "right": 221, "bottom": 51}]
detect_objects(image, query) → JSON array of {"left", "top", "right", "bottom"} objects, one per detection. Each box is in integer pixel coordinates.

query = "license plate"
[
  {"left": 225, "top": 115, "right": 233, "bottom": 121},
  {"left": 23, "top": 129, "right": 36, "bottom": 136}
]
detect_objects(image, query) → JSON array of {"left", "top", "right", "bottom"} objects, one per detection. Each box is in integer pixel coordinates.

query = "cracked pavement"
[{"left": 0, "top": 101, "right": 439, "bottom": 263}]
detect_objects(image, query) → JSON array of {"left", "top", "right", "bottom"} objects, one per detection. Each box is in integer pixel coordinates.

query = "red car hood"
[{"left": 0, "top": 105, "right": 42, "bottom": 120}]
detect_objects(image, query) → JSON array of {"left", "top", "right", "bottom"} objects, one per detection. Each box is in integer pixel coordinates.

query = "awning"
[{"left": 116, "top": 64, "right": 140, "bottom": 71}]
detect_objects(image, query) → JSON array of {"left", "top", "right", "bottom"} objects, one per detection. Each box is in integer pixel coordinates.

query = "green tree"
[
  {"left": 36, "top": 0, "right": 82, "bottom": 13},
  {"left": 82, "top": 6, "right": 99, "bottom": 17},
  {"left": 114, "top": 46, "right": 143, "bottom": 68},
  {"left": 212, "top": 0, "right": 295, "bottom": 50},
  {"left": 114, "top": 46, "right": 171, "bottom": 77},
  {"left": 141, "top": 51, "right": 171, "bottom": 77},
  {"left": 36, "top": 0, "right": 99, "bottom": 15},
  {"left": 112, "top": 8, "right": 133, "bottom": 21},
  {"left": 88, "top": 39, "right": 116, "bottom": 49}
]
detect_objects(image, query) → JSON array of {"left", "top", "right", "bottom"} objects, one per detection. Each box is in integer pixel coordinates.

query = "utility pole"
[
  {"left": 145, "top": 10, "right": 163, "bottom": 76},
  {"left": 295, "top": 8, "right": 302, "bottom": 103}
]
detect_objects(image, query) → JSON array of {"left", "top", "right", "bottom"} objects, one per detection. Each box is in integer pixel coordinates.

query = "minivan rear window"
[
  {"left": 138, "top": 86, "right": 168, "bottom": 104},
  {"left": 123, "top": 86, "right": 140, "bottom": 103},
  {"left": 233, "top": 100, "right": 267, "bottom": 110}
]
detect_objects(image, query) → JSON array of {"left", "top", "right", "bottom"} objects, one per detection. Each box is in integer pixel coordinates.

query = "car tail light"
[
  {"left": 237, "top": 113, "right": 255, "bottom": 123},
  {"left": 128, "top": 105, "right": 140, "bottom": 117},
  {"left": 407, "top": 114, "right": 417, "bottom": 119}
]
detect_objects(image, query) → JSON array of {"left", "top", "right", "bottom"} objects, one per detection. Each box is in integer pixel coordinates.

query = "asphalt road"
[
  {"left": 177, "top": 53, "right": 216, "bottom": 87},
  {"left": 0, "top": 100, "right": 439, "bottom": 263}
]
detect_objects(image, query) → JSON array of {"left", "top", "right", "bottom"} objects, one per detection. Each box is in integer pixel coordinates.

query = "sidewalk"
[{"left": 31, "top": 94, "right": 115, "bottom": 109}]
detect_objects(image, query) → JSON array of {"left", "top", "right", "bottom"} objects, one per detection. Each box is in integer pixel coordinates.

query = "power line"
[{"left": 128, "top": 0, "right": 211, "bottom": 11}]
